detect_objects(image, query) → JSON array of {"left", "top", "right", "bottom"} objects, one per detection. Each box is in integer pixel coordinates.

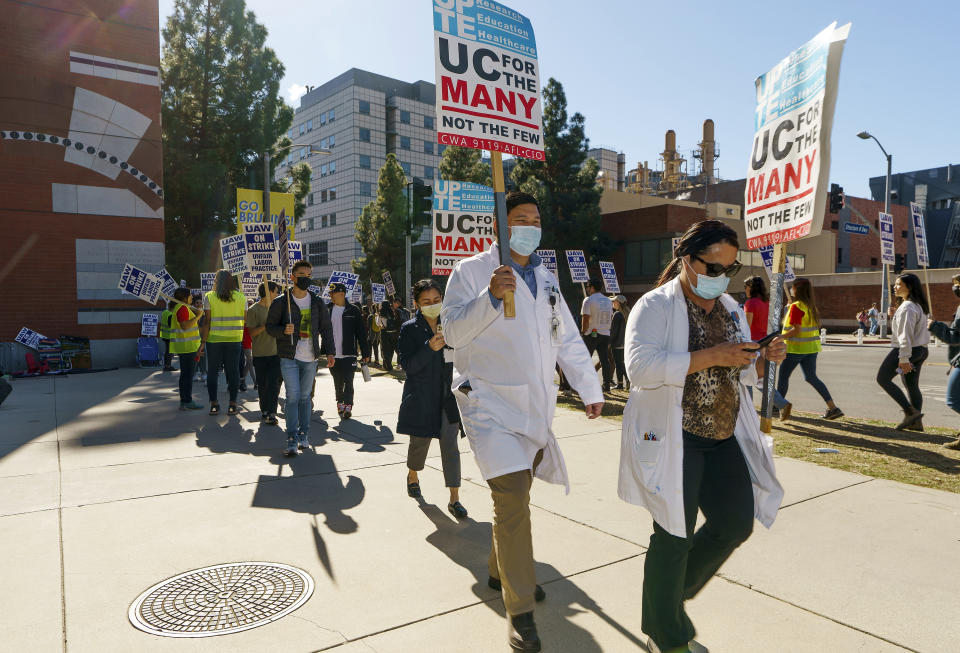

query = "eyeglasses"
[{"left": 691, "top": 254, "right": 742, "bottom": 278}]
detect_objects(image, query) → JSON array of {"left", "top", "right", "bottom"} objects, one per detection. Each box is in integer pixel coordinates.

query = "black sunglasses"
[{"left": 690, "top": 254, "right": 742, "bottom": 278}]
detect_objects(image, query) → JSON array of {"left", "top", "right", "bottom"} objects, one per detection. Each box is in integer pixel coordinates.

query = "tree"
[
  {"left": 352, "top": 154, "right": 414, "bottom": 293},
  {"left": 161, "top": 0, "right": 295, "bottom": 283},
  {"left": 511, "top": 78, "right": 609, "bottom": 301},
  {"left": 439, "top": 145, "right": 491, "bottom": 185}
]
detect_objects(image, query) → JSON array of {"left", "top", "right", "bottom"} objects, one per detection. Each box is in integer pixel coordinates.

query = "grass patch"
[{"left": 558, "top": 389, "right": 960, "bottom": 494}]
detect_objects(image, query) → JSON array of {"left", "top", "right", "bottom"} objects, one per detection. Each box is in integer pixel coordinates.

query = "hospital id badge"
[{"left": 550, "top": 316, "right": 563, "bottom": 346}]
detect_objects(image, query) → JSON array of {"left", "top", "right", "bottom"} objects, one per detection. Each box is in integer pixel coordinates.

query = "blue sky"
[{"left": 157, "top": 0, "right": 959, "bottom": 199}]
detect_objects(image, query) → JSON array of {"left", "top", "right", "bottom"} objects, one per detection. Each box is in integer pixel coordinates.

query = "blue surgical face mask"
[
  {"left": 509, "top": 225, "right": 541, "bottom": 256},
  {"left": 685, "top": 258, "right": 731, "bottom": 299}
]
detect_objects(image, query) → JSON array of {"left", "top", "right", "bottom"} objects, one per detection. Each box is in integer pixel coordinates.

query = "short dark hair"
[
  {"left": 506, "top": 191, "right": 539, "bottom": 214},
  {"left": 413, "top": 278, "right": 443, "bottom": 302},
  {"left": 587, "top": 277, "right": 602, "bottom": 291},
  {"left": 292, "top": 260, "right": 312, "bottom": 274},
  {"left": 257, "top": 280, "right": 280, "bottom": 298},
  {"left": 173, "top": 288, "right": 191, "bottom": 303}
]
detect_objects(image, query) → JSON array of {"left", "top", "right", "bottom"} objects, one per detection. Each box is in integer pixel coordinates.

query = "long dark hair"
[
  {"left": 744, "top": 276, "right": 769, "bottom": 303},
  {"left": 897, "top": 273, "right": 930, "bottom": 314},
  {"left": 790, "top": 278, "right": 820, "bottom": 326},
  {"left": 656, "top": 220, "right": 739, "bottom": 287},
  {"left": 214, "top": 269, "right": 238, "bottom": 302}
]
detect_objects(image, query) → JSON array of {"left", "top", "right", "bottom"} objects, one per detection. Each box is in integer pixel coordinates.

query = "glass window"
[
  {"left": 320, "top": 112, "right": 327, "bottom": 125},
  {"left": 330, "top": 213, "right": 336, "bottom": 226},
  {"left": 288, "top": 129, "right": 294, "bottom": 139},
  {"left": 320, "top": 164, "right": 328, "bottom": 176},
  {"left": 424, "top": 166, "right": 434, "bottom": 179},
  {"left": 329, "top": 160, "right": 336, "bottom": 174},
  {"left": 359, "top": 128, "right": 371, "bottom": 142},
  {"left": 307, "top": 119, "right": 313, "bottom": 131},
  {"left": 400, "top": 136, "right": 410, "bottom": 150},
  {"left": 359, "top": 154, "right": 371, "bottom": 169},
  {"left": 400, "top": 110, "right": 410, "bottom": 124},
  {"left": 307, "top": 193, "right": 314, "bottom": 206},
  {"left": 438, "top": 144, "right": 447, "bottom": 155},
  {"left": 359, "top": 100, "right": 370, "bottom": 115},
  {"left": 321, "top": 190, "right": 328, "bottom": 202},
  {"left": 329, "top": 187, "right": 336, "bottom": 200},
  {"left": 299, "top": 123, "right": 305, "bottom": 136},
  {"left": 625, "top": 238, "right": 672, "bottom": 278},
  {"left": 361, "top": 182, "right": 373, "bottom": 196},
  {"left": 424, "top": 141, "right": 433, "bottom": 154},
  {"left": 320, "top": 137, "right": 328, "bottom": 149},
  {"left": 322, "top": 215, "right": 328, "bottom": 228},
  {"left": 424, "top": 116, "right": 434, "bottom": 129},
  {"left": 400, "top": 162, "right": 411, "bottom": 176},
  {"left": 307, "top": 241, "right": 328, "bottom": 266},
  {"left": 329, "top": 108, "right": 335, "bottom": 121},
  {"left": 329, "top": 134, "right": 335, "bottom": 147}
]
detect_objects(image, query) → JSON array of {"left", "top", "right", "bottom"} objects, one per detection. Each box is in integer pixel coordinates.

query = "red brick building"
[
  {"left": 824, "top": 195, "right": 911, "bottom": 271},
  {"left": 0, "top": 1, "right": 164, "bottom": 369}
]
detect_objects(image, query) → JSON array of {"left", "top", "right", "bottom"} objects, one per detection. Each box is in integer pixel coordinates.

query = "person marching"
[
  {"left": 200, "top": 270, "right": 246, "bottom": 416},
  {"left": 617, "top": 220, "right": 786, "bottom": 653},
  {"left": 928, "top": 273, "right": 960, "bottom": 448},
  {"left": 246, "top": 280, "right": 282, "bottom": 425},
  {"left": 399, "top": 279, "right": 466, "bottom": 519},
  {"left": 265, "top": 260, "right": 334, "bottom": 456},
  {"left": 877, "top": 273, "right": 930, "bottom": 431},
  {"left": 327, "top": 282, "right": 370, "bottom": 420},
  {"left": 743, "top": 276, "right": 769, "bottom": 342},
  {"left": 169, "top": 288, "right": 203, "bottom": 410},
  {"left": 776, "top": 278, "right": 844, "bottom": 420},
  {"left": 609, "top": 294, "right": 630, "bottom": 390},
  {"left": 443, "top": 191, "right": 603, "bottom": 653},
  {"left": 191, "top": 293, "right": 206, "bottom": 384},
  {"left": 160, "top": 300, "right": 176, "bottom": 372},
  {"left": 581, "top": 278, "right": 614, "bottom": 392},
  {"left": 368, "top": 304, "right": 382, "bottom": 366}
]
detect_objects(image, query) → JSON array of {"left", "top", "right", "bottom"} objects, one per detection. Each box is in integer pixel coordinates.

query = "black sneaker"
[
  {"left": 823, "top": 407, "right": 844, "bottom": 420},
  {"left": 508, "top": 611, "right": 541, "bottom": 652}
]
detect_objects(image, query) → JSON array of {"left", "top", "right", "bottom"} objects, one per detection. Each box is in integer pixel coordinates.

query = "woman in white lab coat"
[{"left": 617, "top": 220, "right": 786, "bottom": 653}]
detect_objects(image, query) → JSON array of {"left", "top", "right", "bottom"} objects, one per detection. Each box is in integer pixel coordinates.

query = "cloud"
[{"left": 287, "top": 83, "right": 308, "bottom": 105}]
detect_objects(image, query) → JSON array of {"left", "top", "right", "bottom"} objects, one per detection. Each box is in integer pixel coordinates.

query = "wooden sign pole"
[
  {"left": 923, "top": 266, "right": 933, "bottom": 317},
  {"left": 760, "top": 242, "right": 787, "bottom": 434},
  {"left": 490, "top": 150, "right": 516, "bottom": 319}
]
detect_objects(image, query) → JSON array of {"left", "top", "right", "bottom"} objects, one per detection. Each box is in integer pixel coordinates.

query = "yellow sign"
[{"left": 236, "top": 188, "right": 295, "bottom": 241}]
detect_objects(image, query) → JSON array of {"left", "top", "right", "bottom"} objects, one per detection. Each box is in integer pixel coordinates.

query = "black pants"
[
  {"left": 584, "top": 333, "right": 612, "bottom": 386},
  {"left": 381, "top": 331, "right": 399, "bottom": 371},
  {"left": 613, "top": 346, "right": 627, "bottom": 386},
  {"left": 162, "top": 338, "right": 173, "bottom": 368},
  {"left": 177, "top": 353, "right": 197, "bottom": 404},
  {"left": 369, "top": 332, "right": 381, "bottom": 363},
  {"left": 642, "top": 431, "right": 755, "bottom": 650},
  {"left": 877, "top": 346, "right": 928, "bottom": 411},
  {"left": 776, "top": 352, "right": 833, "bottom": 403},
  {"left": 206, "top": 341, "right": 241, "bottom": 403},
  {"left": 253, "top": 355, "right": 282, "bottom": 416},
  {"left": 331, "top": 357, "right": 357, "bottom": 405}
]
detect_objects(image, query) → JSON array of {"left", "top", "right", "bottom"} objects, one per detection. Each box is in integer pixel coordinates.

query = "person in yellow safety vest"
[
  {"left": 160, "top": 302, "right": 176, "bottom": 371},
  {"left": 169, "top": 287, "right": 203, "bottom": 410},
  {"left": 776, "top": 277, "right": 844, "bottom": 420},
  {"left": 200, "top": 269, "right": 246, "bottom": 416}
]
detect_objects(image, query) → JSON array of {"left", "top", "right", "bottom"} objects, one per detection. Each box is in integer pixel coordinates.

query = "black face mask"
[
  {"left": 295, "top": 277, "right": 312, "bottom": 290},
  {"left": 953, "top": 285, "right": 960, "bottom": 298}
]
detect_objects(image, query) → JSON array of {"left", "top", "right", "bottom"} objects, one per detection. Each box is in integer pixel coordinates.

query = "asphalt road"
[{"left": 758, "top": 343, "right": 958, "bottom": 429}]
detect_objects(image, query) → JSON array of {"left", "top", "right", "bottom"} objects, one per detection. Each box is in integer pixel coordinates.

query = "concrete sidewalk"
[{"left": 1, "top": 368, "right": 957, "bottom": 652}]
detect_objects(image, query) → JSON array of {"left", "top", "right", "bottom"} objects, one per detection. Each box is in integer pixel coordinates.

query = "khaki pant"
[{"left": 487, "top": 449, "right": 543, "bottom": 616}]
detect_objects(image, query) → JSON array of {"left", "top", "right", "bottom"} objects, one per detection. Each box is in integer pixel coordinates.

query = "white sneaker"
[{"left": 646, "top": 637, "right": 661, "bottom": 653}]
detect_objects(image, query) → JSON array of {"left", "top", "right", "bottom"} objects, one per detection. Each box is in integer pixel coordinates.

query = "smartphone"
[{"left": 752, "top": 332, "right": 781, "bottom": 348}]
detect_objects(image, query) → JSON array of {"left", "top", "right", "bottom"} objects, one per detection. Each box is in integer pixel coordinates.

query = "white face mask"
[{"left": 420, "top": 303, "right": 442, "bottom": 319}]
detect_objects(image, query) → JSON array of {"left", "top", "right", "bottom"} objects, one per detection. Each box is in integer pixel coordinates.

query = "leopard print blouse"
[{"left": 682, "top": 297, "right": 741, "bottom": 440}]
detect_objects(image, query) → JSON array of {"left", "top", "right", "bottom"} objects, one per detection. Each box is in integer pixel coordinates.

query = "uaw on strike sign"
[
  {"left": 433, "top": 0, "right": 543, "bottom": 160},
  {"left": 432, "top": 180, "right": 495, "bottom": 275},
  {"left": 744, "top": 22, "right": 849, "bottom": 249}
]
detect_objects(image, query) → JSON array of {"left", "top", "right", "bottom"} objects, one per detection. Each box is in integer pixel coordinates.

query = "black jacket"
[
  {"left": 929, "top": 305, "right": 960, "bottom": 367},
  {"left": 328, "top": 301, "right": 371, "bottom": 358},
  {"left": 396, "top": 312, "right": 461, "bottom": 439},
  {"left": 380, "top": 301, "right": 409, "bottom": 332},
  {"left": 265, "top": 291, "right": 334, "bottom": 360},
  {"left": 610, "top": 311, "right": 626, "bottom": 349}
]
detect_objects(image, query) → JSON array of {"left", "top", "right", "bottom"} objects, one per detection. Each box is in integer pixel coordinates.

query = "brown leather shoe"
[{"left": 508, "top": 611, "right": 541, "bottom": 652}]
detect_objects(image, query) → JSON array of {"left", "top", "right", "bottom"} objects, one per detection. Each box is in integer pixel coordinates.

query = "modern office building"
[{"left": 279, "top": 69, "right": 443, "bottom": 280}]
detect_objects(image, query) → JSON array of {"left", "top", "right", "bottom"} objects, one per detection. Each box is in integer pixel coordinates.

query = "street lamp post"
[{"left": 857, "top": 131, "right": 892, "bottom": 338}]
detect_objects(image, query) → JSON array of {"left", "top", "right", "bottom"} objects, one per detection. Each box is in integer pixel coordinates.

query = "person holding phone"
[
  {"left": 617, "top": 220, "right": 786, "bottom": 653},
  {"left": 878, "top": 273, "right": 930, "bottom": 431}
]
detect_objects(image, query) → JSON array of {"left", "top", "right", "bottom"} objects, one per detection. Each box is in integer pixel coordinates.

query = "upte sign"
[
  {"left": 433, "top": 0, "right": 543, "bottom": 161},
  {"left": 431, "top": 180, "right": 495, "bottom": 275}
]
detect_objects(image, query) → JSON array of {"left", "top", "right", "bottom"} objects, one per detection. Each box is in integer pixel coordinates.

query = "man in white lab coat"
[{"left": 442, "top": 192, "right": 603, "bottom": 652}]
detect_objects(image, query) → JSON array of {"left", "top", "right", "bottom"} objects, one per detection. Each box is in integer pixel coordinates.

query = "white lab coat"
[
  {"left": 442, "top": 245, "right": 603, "bottom": 492},
  {"left": 617, "top": 277, "right": 784, "bottom": 538}
]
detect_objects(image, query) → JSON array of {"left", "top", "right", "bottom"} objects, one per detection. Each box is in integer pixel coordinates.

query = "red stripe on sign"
[
  {"left": 746, "top": 187, "right": 815, "bottom": 215},
  {"left": 437, "top": 132, "right": 544, "bottom": 161},
  {"left": 440, "top": 105, "right": 540, "bottom": 130},
  {"left": 746, "top": 222, "right": 812, "bottom": 249}
]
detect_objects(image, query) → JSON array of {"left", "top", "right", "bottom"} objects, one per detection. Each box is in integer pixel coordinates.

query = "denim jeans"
[
  {"left": 280, "top": 357, "right": 318, "bottom": 437},
  {"left": 206, "top": 341, "right": 241, "bottom": 403},
  {"left": 177, "top": 353, "right": 197, "bottom": 404},
  {"left": 947, "top": 367, "right": 960, "bottom": 415}
]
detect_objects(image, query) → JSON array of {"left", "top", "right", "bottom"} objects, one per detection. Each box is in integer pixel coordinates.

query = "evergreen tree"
[
  {"left": 511, "top": 78, "right": 609, "bottom": 301},
  {"left": 439, "top": 145, "right": 491, "bottom": 185},
  {"left": 352, "top": 154, "right": 414, "bottom": 293},
  {"left": 161, "top": 0, "right": 295, "bottom": 283}
]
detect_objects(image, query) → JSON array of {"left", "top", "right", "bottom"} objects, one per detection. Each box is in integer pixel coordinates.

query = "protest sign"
[
  {"left": 118, "top": 263, "right": 163, "bottom": 304},
  {"left": 200, "top": 272, "right": 216, "bottom": 292},
  {"left": 240, "top": 272, "right": 262, "bottom": 302},
  {"left": 236, "top": 188, "right": 295, "bottom": 241},
  {"left": 244, "top": 223, "right": 280, "bottom": 276},
  {"left": 287, "top": 241, "right": 303, "bottom": 271},
  {"left": 220, "top": 235, "right": 247, "bottom": 274},
  {"left": 672, "top": 237, "right": 682, "bottom": 255},
  {"left": 878, "top": 212, "right": 895, "bottom": 266},
  {"left": 141, "top": 313, "right": 159, "bottom": 336},
  {"left": 536, "top": 249, "right": 558, "bottom": 274},
  {"left": 155, "top": 268, "right": 178, "bottom": 297},
  {"left": 277, "top": 208, "right": 290, "bottom": 274},
  {"left": 350, "top": 285, "right": 363, "bottom": 304},
  {"left": 565, "top": 250, "right": 589, "bottom": 283},
  {"left": 372, "top": 283, "right": 387, "bottom": 305},
  {"left": 759, "top": 246, "right": 797, "bottom": 283},
  {"left": 744, "top": 22, "right": 850, "bottom": 249},
  {"left": 909, "top": 202, "right": 930, "bottom": 267},
  {"left": 431, "top": 180, "right": 495, "bottom": 274},
  {"left": 382, "top": 271, "right": 396, "bottom": 296},
  {"left": 599, "top": 261, "right": 620, "bottom": 294},
  {"left": 322, "top": 271, "right": 360, "bottom": 300},
  {"left": 433, "top": 0, "right": 543, "bottom": 161},
  {"left": 308, "top": 285, "right": 323, "bottom": 296},
  {"left": 15, "top": 327, "right": 45, "bottom": 350}
]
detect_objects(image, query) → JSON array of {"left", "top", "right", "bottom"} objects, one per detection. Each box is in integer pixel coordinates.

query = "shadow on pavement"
[{"left": 420, "top": 503, "right": 645, "bottom": 652}]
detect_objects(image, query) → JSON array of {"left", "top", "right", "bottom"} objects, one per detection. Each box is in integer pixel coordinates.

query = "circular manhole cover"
[{"left": 129, "top": 562, "right": 314, "bottom": 638}]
